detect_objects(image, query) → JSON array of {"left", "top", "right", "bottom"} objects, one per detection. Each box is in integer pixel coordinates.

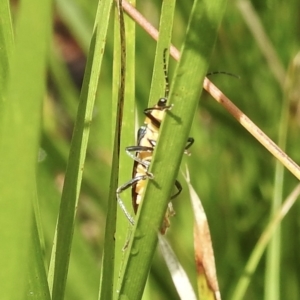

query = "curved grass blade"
[{"left": 183, "top": 167, "right": 221, "bottom": 300}]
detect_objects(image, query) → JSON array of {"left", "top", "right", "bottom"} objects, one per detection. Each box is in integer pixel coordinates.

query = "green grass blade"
[
  {"left": 0, "top": 0, "right": 52, "bottom": 298},
  {"left": 98, "top": 0, "right": 130, "bottom": 298},
  {"left": 0, "top": 0, "right": 13, "bottom": 97},
  {"left": 27, "top": 219, "right": 51, "bottom": 300},
  {"left": 48, "top": 0, "right": 113, "bottom": 298},
  {"left": 148, "top": 0, "right": 176, "bottom": 106},
  {"left": 117, "top": 0, "right": 227, "bottom": 298},
  {"left": 113, "top": 1, "right": 136, "bottom": 298},
  {"left": 265, "top": 50, "right": 296, "bottom": 300}
]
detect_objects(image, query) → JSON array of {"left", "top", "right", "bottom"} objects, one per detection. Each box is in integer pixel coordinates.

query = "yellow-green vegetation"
[{"left": 0, "top": 0, "right": 299, "bottom": 299}]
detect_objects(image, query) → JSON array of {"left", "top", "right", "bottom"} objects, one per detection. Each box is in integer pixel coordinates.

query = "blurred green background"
[{"left": 10, "top": 0, "right": 300, "bottom": 299}]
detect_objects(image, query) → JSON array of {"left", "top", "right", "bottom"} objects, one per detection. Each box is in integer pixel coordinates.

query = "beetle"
[{"left": 116, "top": 49, "right": 194, "bottom": 233}]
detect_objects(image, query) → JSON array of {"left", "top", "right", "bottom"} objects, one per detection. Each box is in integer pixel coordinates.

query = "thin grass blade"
[
  {"left": 113, "top": 0, "right": 137, "bottom": 297},
  {"left": 148, "top": 0, "right": 176, "bottom": 106},
  {"left": 48, "top": 0, "right": 113, "bottom": 298},
  {"left": 99, "top": 0, "right": 129, "bottom": 298},
  {"left": 264, "top": 47, "right": 298, "bottom": 300},
  {"left": 0, "top": 0, "right": 13, "bottom": 96}
]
